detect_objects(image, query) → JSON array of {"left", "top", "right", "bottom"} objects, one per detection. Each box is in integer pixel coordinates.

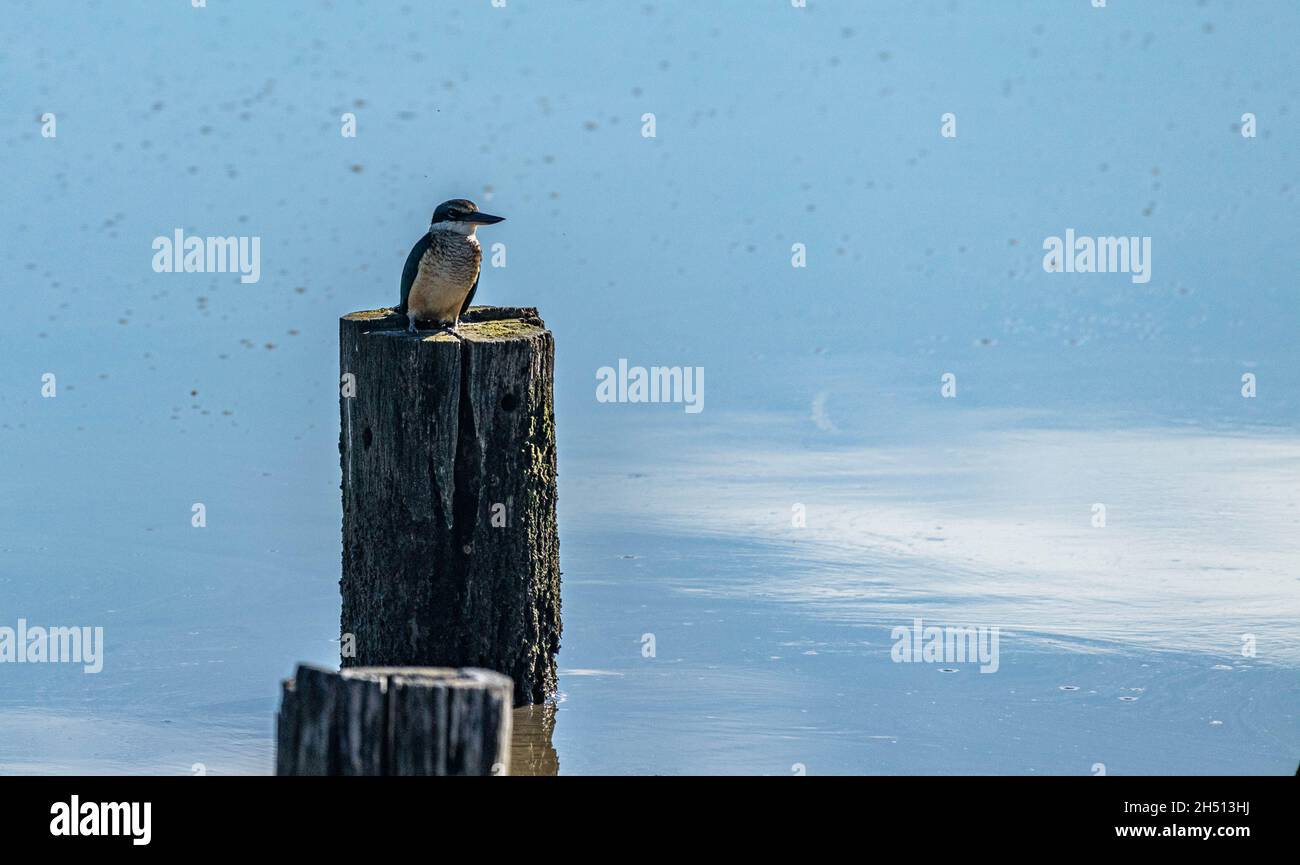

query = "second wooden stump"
[
  {"left": 339, "top": 306, "right": 561, "bottom": 705},
  {"left": 276, "top": 664, "right": 513, "bottom": 775}
]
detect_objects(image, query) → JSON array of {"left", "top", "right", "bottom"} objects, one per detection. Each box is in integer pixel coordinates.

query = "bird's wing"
[{"left": 398, "top": 234, "right": 432, "bottom": 315}]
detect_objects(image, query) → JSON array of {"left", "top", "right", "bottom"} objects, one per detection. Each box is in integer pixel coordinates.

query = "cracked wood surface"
[{"left": 339, "top": 306, "right": 560, "bottom": 706}]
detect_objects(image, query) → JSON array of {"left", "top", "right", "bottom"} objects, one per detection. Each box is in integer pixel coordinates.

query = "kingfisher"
[{"left": 398, "top": 198, "right": 505, "bottom": 334}]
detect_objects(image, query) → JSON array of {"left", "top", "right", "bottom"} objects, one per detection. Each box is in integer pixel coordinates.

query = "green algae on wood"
[
  {"left": 464, "top": 318, "right": 545, "bottom": 340},
  {"left": 342, "top": 307, "right": 398, "bottom": 322},
  {"left": 343, "top": 305, "right": 545, "bottom": 341}
]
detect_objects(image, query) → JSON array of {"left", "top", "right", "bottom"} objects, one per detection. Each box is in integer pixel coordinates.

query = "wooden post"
[
  {"left": 338, "top": 306, "right": 561, "bottom": 705},
  {"left": 276, "top": 664, "right": 513, "bottom": 775}
]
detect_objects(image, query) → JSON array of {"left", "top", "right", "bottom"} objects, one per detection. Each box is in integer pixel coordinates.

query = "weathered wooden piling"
[
  {"left": 276, "top": 664, "right": 513, "bottom": 775},
  {"left": 339, "top": 306, "right": 560, "bottom": 705}
]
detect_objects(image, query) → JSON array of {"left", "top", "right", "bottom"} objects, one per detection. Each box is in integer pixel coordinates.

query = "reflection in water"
[
  {"left": 510, "top": 702, "right": 559, "bottom": 776},
  {"left": 565, "top": 422, "right": 1300, "bottom": 660}
]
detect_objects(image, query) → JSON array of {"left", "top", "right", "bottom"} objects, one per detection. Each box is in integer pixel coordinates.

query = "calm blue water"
[{"left": 1, "top": 0, "right": 1296, "bottom": 774}]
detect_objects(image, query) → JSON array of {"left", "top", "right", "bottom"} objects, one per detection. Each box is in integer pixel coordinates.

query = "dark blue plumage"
[{"left": 397, "top": 233, "right": 431, "bottom": 317}]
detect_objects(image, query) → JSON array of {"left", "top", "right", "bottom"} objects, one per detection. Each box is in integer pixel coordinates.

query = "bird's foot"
[{"left": 406, "top": 313, "right": 418, "bottom": 334}]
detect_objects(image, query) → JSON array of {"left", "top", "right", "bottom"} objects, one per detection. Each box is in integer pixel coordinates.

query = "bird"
[{"left": 398, "top": 198, "right": 505, "bottom": 334}]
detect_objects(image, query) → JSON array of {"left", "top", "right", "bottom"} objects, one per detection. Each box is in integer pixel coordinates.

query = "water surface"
[{"left": 1, "top": 0, "right": 1296, "bottom": 774}]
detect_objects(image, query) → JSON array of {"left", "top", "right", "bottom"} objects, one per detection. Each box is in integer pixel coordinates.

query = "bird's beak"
[{"left": 468, "top": 212, "right": 505, "bottom": 225}]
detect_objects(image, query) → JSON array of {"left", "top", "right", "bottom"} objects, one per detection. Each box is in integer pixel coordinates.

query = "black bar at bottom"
[{"left": 0, "top": 776, "right": 1289, "bottom": 852}]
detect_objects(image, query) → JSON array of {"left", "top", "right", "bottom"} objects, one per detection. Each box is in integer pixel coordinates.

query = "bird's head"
[{"left": 429, "top": 199, "right": 505, "bottom": 236}]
